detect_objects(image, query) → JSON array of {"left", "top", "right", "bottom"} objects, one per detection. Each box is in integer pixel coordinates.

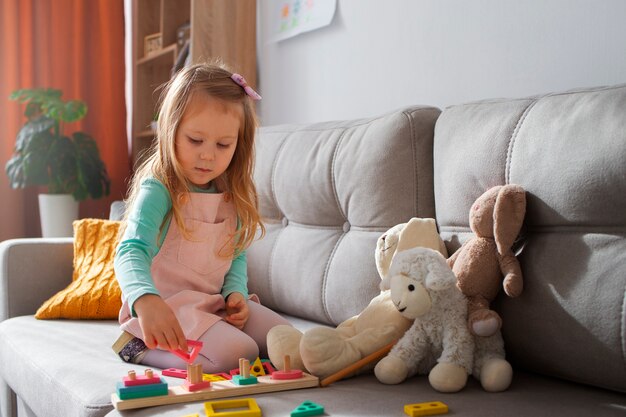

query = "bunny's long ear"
[
  {"left": 494, "top": 184, "right": 526, "bottom": 255},
  {"left": 424, "top": 250, "right": 457, "bottom": 291}
]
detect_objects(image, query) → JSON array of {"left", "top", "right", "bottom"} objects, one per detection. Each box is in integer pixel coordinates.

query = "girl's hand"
[
  {"left": 225, "top": 292, "right": 249, "bottom": 330},
  {"left": 133, "top": 294, "right": 188, "bottom": 351}
]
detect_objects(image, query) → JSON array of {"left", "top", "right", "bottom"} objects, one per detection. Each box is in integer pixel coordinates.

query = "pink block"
[
  {"left": 170, "top": 340, "right": 203, "bottom": 363},
  {"left": 263, "top": 362, "right": 276, "bottom": 374},
  {"left": 182, "top": 380, "right": 212, "bottom": 392},
  {"left": 122, "top": 373, "right": 162, "bottom": 386},
  {"left": 271, "top": 369, "right": 303, "bottom": 380},
  {"left": 214, "top": 372, "right": 232, "bottom": 380},
  {"left": 162, "top": 368, "right": 188, "bottom": 379}
]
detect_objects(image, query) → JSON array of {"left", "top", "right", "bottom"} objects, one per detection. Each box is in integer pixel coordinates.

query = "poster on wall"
[{"left": 271, "top": 0, "right": 336, "bottom": 42}]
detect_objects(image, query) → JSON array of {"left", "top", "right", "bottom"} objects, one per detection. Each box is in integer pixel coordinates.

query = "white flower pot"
[{"left": 38, "top": 194, "right": 79, "bottom": 237}]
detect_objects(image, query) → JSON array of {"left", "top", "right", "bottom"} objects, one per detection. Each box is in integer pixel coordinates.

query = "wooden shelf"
[
  {"left": 137, "top": 43, "right": 178, "bottom": 65},
  {"left": 131, "top": 0, "right": 257, "bottom": 168}
]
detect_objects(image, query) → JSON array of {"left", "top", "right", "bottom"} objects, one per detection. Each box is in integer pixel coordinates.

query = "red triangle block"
[{"left": 170, "top": 340, "right": 203, "bottom": 363}]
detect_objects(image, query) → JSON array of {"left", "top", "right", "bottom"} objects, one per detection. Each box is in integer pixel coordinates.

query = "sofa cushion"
[
  {"left": 433, "top": 84, "right": 626, "bottom": 392},
  {"left": 0, "top": 317, "right": 120, "bottom": 417},
  {"left": 248, "top": 106, "right": 441, "bottom": 326}
]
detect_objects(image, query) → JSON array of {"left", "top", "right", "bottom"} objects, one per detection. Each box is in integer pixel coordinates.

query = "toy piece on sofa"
[
  {"left": 202, "top": 372, "right": 231, "bottom": 382},
  {"left": 271, "top": 355, "right": 303, "bottom": 380},
  {"left": 404, "top": 401, "right": 448, "bottom": 416},
  {"left": 182, "top": 363, "right": 212, "bottom": 392},
  {"left": 249, "top": 357, "right": 266, "bottom": 376},
  {"left": 290, "top": 400, "right": 324, "bottom": 417},
  {"left": 171, "top": 339, "right": 203, "bottom": 363},
  {"left": 232, "top": 358, "right": 258, "bottom": 385},
  {"left": 116, "top": 369, "right": 168, "bottom": 400},
  {"left": 122, "top": 368, "right": 161, "bottom": 386},
  {"left": 204, "top": 398, "right": 261, "bottom": 417}
]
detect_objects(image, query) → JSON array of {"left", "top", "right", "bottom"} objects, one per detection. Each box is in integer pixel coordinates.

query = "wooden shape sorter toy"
[{"left": 111, "top": 354, "right": 319, "bottom": 411}]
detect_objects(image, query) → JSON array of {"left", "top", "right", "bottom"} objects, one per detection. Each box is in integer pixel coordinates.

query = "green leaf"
[
  {"left": 25, "top": 102, "right": 42, "bottom": 120},
  {"left": 61, "top": 100, "right": 87, "bottom": 122},
  {"left": 14, "top": 117, "right": 55, "bottom": 151},
  {"left": 72, "top": 132, "right": 110, "bottom": 199}
]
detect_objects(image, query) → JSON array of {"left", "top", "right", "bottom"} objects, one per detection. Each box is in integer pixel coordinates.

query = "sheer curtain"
[{"left": 0, "top": 0, "right": 129, "bottom": 240}]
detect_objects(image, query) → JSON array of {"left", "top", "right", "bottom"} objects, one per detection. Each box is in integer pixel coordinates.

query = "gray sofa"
[{"left": 1, "top": 83, "right": 625, "bottom": 417}]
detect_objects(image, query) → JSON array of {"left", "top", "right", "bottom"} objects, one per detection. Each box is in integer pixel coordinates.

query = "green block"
[
  {"left": 116, "top": 377, "right": 168, "bottom": 400},
  {"left": 291, "top": 400, "right": 324, "bottom": 417},
  {"left": 231, "top": 374, "right": 258, "bottom": 385}
]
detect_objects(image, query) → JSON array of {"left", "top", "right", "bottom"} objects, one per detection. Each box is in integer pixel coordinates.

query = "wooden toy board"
[{"left": 111, "top": 373, "right": 319, "bottom": 411}]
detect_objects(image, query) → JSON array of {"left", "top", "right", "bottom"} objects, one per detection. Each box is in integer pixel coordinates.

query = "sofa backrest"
[
  {"left": 434, "top": 84, "right": 626, "bottom": 392},
  {"left": 248, "top": 106, "right": 440, "bottom": 325}
]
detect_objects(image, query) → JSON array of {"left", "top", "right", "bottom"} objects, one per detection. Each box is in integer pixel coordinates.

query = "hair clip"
[{"left": 231, "top": 73, "right": 262, "bottom": 100}]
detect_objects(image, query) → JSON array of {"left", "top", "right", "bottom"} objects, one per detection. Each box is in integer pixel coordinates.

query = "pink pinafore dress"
[{"left": 119, "top": 190, "right": 237, "bottom": 341}]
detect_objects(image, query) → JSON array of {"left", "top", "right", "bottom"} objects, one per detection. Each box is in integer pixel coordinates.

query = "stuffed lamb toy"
[
  {"left": 374, "top": 247, "right": 513, "bottom": 392},
  {"left": 374, "top": 247, "right": 474, "bottom": 392}
]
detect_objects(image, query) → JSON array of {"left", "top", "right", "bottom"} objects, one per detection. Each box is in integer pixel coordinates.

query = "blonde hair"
[{"left": 122, "top": 61, "right": 265, "bottom": 255}]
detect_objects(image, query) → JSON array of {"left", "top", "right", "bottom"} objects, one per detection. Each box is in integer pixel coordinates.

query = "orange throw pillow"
[{"left": 35, "top": 218, "right": 123, "bottom": 319}]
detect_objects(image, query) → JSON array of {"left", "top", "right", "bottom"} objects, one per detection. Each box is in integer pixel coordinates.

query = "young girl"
[{"left": 113, "top": 62, "right": 290, "bottom": 373}]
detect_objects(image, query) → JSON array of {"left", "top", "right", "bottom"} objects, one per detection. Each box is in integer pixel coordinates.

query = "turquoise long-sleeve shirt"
[{"left": 114, "top": 178, "right": 248, "bottom": 316}]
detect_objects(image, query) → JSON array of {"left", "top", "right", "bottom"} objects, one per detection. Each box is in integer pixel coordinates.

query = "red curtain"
[{"left": 0, "top": 0, "right": 129, "bottom": 240}]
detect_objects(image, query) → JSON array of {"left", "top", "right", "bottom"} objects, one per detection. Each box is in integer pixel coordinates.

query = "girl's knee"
[{"left": 198, "top": 337, "right": 259, "bottom": 373}]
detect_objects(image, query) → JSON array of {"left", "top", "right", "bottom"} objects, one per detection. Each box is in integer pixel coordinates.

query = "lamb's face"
[
  {"left": 385, "top": 247, "right": 457, "bottom": 320},
  {"left": 389, "top": 272, "right": 432, "bottom": 319}
]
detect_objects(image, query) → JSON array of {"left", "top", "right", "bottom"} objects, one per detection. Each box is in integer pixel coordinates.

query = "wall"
[{"left": 257, "top": 0, "right": 626, "bottom": 126}]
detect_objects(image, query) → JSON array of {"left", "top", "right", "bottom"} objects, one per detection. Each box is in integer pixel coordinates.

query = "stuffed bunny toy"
[
  {"left": 447, "top": 184, "right": 526, "bottom": 337},
  {"left": 266, "top": 218, "right": 447, "bottom": 379},
  {"left": 374, "top": 247, "right": 474, "bottom": 392}
]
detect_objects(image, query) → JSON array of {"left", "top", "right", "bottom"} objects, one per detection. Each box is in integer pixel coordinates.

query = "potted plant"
[{"left": 6, "top": 88, "right": 111, "bottom": 237}]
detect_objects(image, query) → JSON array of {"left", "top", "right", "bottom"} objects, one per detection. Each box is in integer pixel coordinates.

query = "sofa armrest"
[{"left": 0, "top": 238, "right": 74, "bottom": 321}]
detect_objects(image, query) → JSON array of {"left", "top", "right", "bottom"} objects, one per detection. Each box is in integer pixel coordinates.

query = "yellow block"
[
  {"left": 204, "top": 398, "right": 261, "bottom": 417},
  {"left": 249, "top": 357, "right": 266, "bottom": 376},
  {"left": 202, "top": 373, "right": 228, "bottom": 382},
  {"left": 404, "top": 401, "right": 448, "bottom": 416}
]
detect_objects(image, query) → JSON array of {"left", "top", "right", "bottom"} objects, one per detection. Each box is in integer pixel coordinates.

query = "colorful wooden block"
[
  {"left": 182, "top": 380, "right": 212, "bottom": 392},
  {"left": 112, "top": 366, "right": 320, "bottom": 411},
  {"left": 271, "top": 355, "right": 303, "bottom": 380},
  {"left": 187, "top": 363, "right": 203, "bottom": 384},
  {"left": 171, "top": 340, "right": 203, "bottom": 363},
  {"left": 261, "top": 360, "right": 276, "bottom": 375},
  {"left": 249, "top": 357, "right": 266, "bottom": 376},
  {"left": 162, "top": 368, "right": 188, "bottom": 379},
  {"left": 123, "top": 369, "right": 161, "bottom": 386},
  {"left": 116, "top": 377, "right": 168, "bottom": 400},
  {"left": 231, "top": 374, "right": 258, "bottom": 385},
  {"left": 204, "top": 398, "right": 261, "bottom": 417},
  {"left": 404, "top": 401, "right": 449, "bottom": 416},
  {"left": 203, "top": 373, "right": 230, "bottom": 382},
  {"left": 271, "top": 369, "right": 303, "bottom": 380},
  {"left": 290, "top": 400, "right": 324, "bottom": 417}
]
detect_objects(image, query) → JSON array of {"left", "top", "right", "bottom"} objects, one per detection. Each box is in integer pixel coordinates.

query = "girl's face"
[{"left": 175, "top": 94, "right": 241, "bottom": 188}]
